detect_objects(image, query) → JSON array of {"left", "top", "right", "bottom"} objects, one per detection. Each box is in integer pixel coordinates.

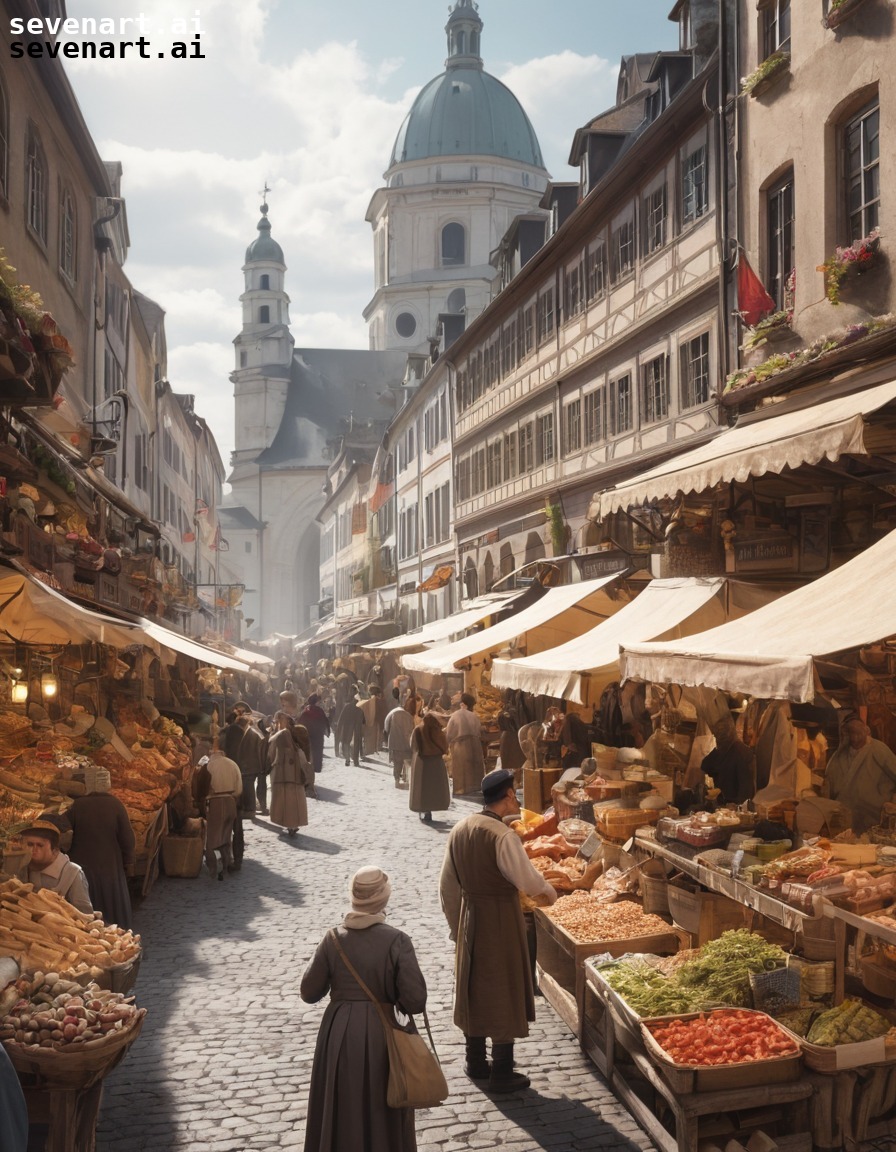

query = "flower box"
[
  {"left": 823, "top": 0, "right": 870, "bottom": 29},
  {"left": 817, "top": 229, "right": 881, "bottom": 304},
  {"left": 742, "top": 52, "right": 790, "bottom": 98}
]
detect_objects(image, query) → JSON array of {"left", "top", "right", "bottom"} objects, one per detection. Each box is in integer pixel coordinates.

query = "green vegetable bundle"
[
  {"left": 600, "top": 960, "right": 699, "bottom": 1016},
  {"left": 806, "top": 999, "right": 890, "bottom": 1046},
  {"left": 676, "top": 930, "right": 788, "bottom": 1006}
]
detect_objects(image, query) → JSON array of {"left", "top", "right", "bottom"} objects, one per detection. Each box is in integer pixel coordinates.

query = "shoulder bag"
[{"left": 328, "top": 929, "right": 448, "bottom": 1110}]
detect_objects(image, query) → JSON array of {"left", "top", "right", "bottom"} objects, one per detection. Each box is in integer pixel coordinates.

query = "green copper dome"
[
  {"left": 245, "top": 203, "right": 284, "bottom": 264},
  {"left": 389, "top": 0, "right": 545, "bottom": 170}
]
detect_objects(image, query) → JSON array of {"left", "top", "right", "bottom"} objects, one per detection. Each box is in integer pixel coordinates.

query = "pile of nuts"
[
  {"left": 544, "top": 891, "right": 672, "bottom": 943},
  {"left": 0, "top": 971, "right": 141, "bottom": 1050}
]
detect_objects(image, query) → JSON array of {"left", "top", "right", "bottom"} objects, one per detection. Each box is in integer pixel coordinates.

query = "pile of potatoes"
[{"left": 0, "top": 970, "right": 140, "bottom": 1051}]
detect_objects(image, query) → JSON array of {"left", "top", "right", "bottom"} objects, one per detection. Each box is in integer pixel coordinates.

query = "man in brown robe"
[{"left": 439, "top": 768, "right": 557, "bottom": 1093}]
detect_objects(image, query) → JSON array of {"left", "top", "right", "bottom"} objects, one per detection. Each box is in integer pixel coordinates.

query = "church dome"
[
  {"left": 388, "top": 1, "right": 545, "bottom": 170},
  {"left": 245, "top": 203, "right": 284, "bottom": 264}
]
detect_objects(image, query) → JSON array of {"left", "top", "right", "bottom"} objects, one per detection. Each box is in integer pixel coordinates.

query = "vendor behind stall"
[
  {"left": 16, "top": 819, "right": 94, "bottom": 916},
  {"left": 700, "top": 715, "right": 756, "bottom": 805},
  {"left": 823, "top": 713, "right": 896, "bottom": 834}
]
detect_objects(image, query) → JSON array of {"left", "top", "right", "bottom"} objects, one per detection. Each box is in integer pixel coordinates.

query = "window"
[
  {"left": 641, "top": 355, "right": 670, "bottom": 424},
  {"left": 536, "top": 287, "right": 555, "bottom": 344},
  {"left": 503, "top": 430, "right": 517, "bottom": 481},
  {"left": 564, "top": 400, "right": 581, "bottom": 455},
  {"left": 519, "top": 422, "right": 535, "bottom": 473},
  {"left": 564, "top": 259, "right": 583, "bottom": 321},
  {"left": 501, "top": 320, "right": 517, "bottom": 376},
  {"left": 245, "top": 541, "right": 252, "bottom": 554},
  {"left": 584, "top": 390, "right": 605, "bottom": 445},
  {"left": 60, "top": 188, "right": 77, "bottom": 282},
  {"left": 399, "top": 503, "right": 419, "bottom": 559},
  {"left": 643, "top": 185, "right": 667, "bottom": 255},
  {"left": 535, "top": 413, "right": 554, "bottom": 466},
  {"left": 611, "top": 218, "right": 635, "bottom": 281},
  {"left": 610, "top": 374, "right": 633, "bottom": 434},
  {"left": 471, "top": 447, "right": 486, "bottom": 496},
  {"left": 0, "top": 76, "right": 8, "bottom": 200},
  {"left": 767, "top": 173, "right": 795, "bottom": 310},
  {"left": 441, "top": 222, "right": 465, "bottom": 266},
  {"left": 396, "top": 312, "right": 417, "bottom": 338},
  {"left": 456, "top": 456, "right": 471, "bottom": 502},
  {"left": 240, "top": 350, "right": 248, "bottom": 367},
  {"left": 763, "top": 0, "right": 791, "bottom": 59},
  {"left": 522, "top": 304, "right": 535, "bottom": 356},
  {"left": 586, "top": 241, "right": 606, "bottom": 301},
  {"left": 258, "top": 305, "right": 270, "bottom": 324},
  {"left": 26, "top": 126, "right": 47, "bottom": 242},
  {"left": 680, "top": 333, "right": 710, "bottom": 408},
  {"left": 486, "top": 440, "right": 502, "bottom": 489},
  {"left": 845, "top": 98, "right": 880, "bottom": 241},
  {"left": 681, "top": 145, "right": 707, "bottom": 226}
]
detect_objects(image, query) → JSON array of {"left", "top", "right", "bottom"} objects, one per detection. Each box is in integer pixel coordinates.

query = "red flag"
[{"left": 736, "top": 252, "right": 776, "bottom": 326}]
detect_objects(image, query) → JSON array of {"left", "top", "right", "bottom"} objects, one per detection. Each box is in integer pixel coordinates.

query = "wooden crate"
[
  {"left": 666, "top": 881, "right": 745, "bottom": 945},
  {"left": 523, "top": 766, "right": 561, "bottom": 812}
]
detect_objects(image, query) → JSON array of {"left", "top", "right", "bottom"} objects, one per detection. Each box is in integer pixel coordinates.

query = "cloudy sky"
[{"left": 63, "top": 0, "right": 677, "bottom": 471}]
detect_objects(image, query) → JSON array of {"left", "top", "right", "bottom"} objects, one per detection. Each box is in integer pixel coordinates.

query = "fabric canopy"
[
  {"left": 0, "top": 568, "right": 146, "bottom": 649},
  {"left": 491, "top": 577, "right": 730, "bottom": 704},
  {"left": 205, "top": 642, "right": 274, "bottom": 668},
  {"left": 620, "top": 528, "right": 896, "bottom": 702},
  {"left": 138, "top": 619, "right": 252, "bottom": 672},
  {"left": 401, "top": 575, "right": 625, "bottom": 676},
  {"left": 594, "top": 379, "right": 896, "bottom": 517},
  {"left": 370, "top": 591, "right": 523, "bottom": 652}
]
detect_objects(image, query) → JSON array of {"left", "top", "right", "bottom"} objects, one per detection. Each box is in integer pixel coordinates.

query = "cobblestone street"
[{"left": 95, "top": 743, "right": 656, "bottom": 1152}]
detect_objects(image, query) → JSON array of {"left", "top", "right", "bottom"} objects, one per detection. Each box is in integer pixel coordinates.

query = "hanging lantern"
[
  {"left": 11, "top": 680, "right": 28, "bottom": 704},
  {"left": 41, "top": 670, "right": 58, "bottom": 699}
]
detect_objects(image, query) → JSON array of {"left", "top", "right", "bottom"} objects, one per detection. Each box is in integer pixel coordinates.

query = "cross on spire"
[{"left": 259, "top": 181, "right": 271, "bottom": 211}]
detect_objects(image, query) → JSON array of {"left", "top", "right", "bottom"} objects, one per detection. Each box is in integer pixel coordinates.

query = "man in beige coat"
[{"left": 439, "top": 768, "right": 557, "bottom": 1093}]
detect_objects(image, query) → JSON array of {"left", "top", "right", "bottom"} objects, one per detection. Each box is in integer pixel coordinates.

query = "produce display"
[
  {"left": 0, "top": 971, "right": 142, "bottom": 1051},
  {"left": 0, "top": 878, "right": 141, "bottom": 978},
  {"left": 598, "top": 930, "right": 788, "bottom": 1015},
  {"left": 646, "top": 1009, "right": 799, "bottom": 1067},
  {"left": 779, "top": 999, "right": 893, "bottom": 1046},
  {"left": 544, "top": 891, "right": 671, "bottom": 942}
]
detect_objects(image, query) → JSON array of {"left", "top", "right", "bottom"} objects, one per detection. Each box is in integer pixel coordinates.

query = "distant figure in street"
[
  {"left": 301, "top": 866, "right": 427, "bottom": 1152},
  {"left": 498, "top": 713, "right": 526, "bottom": 785},
  {"left": 266, "top": 712, "right": 309, "bottom": 836},
  {"left": 445, "top": 693, "right": 484, "bottom": 796},
  {"left": 384, "top": 695, "right": 415, "bottom": 788},
  {"left": 409, "top": 710, "right": 450, "bottom": 824},
  {"left": 359, "top": 690, "right": 379, "bottom": 759},
  {"left": 300, "top": 694, "right": 331, "bottom": 781},
  {"left": 68, "top": 767, "right": 136, "bottom": 928},
  {"left": 335, "top": 691, "right": 364, "bottom": 767},
  {"left": 221, "top": 701, "right": 267, "bottom": 862},
  {"left": 193, "top": 746, "right": 243, "bottom": 880}
]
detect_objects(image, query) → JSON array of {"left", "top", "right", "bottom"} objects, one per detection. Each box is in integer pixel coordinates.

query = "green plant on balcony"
[
  {"left": 741, "top": 310, "right": 794, "bottom": 351},
  {"left": 544, "top": 501, "right": 568, "bottom": 557},
  {"left": 823, "top": 0, "right": 868, "bottom": 28},
  {"left": 740, "top": 51, "right": 790, "bottom": 96},
  {"left": 816, "top": 228, "right": 881, "bottom": 304}
]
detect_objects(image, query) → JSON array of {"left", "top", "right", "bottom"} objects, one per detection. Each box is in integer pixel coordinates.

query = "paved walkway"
[{"left": 95, "top": 744, "right": 656, "bottom": 1152}]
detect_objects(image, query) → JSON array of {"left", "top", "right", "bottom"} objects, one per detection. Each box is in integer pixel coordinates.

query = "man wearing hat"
[
  {"left": 439, "top": 767, "right": 558, "bottom": 1094},
  {"left": 16, "top": 819, "right": 94, "bottom": 915},
  {"left": 824, "top": 712, "right": 896, "bottom": 834}
]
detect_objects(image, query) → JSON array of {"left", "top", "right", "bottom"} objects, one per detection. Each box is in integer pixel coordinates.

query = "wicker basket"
[
  {"left": 5, "top": 1009, "right": 146, "bottom": 1090},
  {"left": 160, "top": 833, "right": 204, "bottom": 878}
]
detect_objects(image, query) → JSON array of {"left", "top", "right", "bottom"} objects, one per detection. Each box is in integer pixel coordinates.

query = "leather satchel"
[{"left": 329, "top": 929, "right": 448, "bottom": 1110}]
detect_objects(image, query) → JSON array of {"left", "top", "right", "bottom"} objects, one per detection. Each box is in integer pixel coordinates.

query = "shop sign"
[
  {"left": 575, "top": 550, "right": 639, "bottom": 580},
  {"left": 733, "top": 536, "right": 797, "bottom": 573}
]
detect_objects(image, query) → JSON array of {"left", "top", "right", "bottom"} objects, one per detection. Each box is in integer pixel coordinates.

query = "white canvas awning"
[
  {"left": 401, "top": 575, "right": 626, "bottom": 676},
  {"left": 137, "top": 619, "right": 252, "bottom": 672},
  {"left": 594, "top": 379, "right": 896, "bottom": 517},
  {"left": 205, "top": 642, "right": 275, "bottom": 668},
  {"left": 369, "top": 591, "right": 524, "bottom": 652},
  {"left": 0, "top": 567, "right": 148, "bottom": 650},
  {"left": 491, "top": 577, "right": 731, "bottom": 704},
  {"left": 620, "top": 529, "right": 896, "bottom": 702}
]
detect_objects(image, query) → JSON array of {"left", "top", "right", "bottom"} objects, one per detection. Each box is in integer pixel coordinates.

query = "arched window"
[
  {"left": 446, "top": 288, "right": 466, "bottom": 313},
  {"left": 0, "top": 73, "right": 8, "bottom": 200},
  {"left": 260, "top": 274, "right": 270, "bottom": 289},
  {"left": 457, "top": 30, "right": 466, "bottom": 54},
  {"left": 26, "top": 125, "right": 47, "bottom": 242},
  {"left": 471, "top": 30, "right": 479, "bottom": 55},
  {"left": 441, "top": 222, "right": 465, "bottom": 267},
  {"left": 60, "top": 188, "right": 77, "bottom": 282},
  {"left": 258, "top": 305, "right": 270, "bottom": 324}
]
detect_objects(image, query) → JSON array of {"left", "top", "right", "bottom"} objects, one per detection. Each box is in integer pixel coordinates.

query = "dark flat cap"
[{"left": 481, "top": 767, "right": 515, "bottom": 801}]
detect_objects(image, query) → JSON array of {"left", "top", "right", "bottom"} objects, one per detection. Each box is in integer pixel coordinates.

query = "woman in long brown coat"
[
  {"left": 266, "top": 712, "right": 309, "bottom": 836},
  {"left": 301, "top": 867, "right": 427, "bottom": 1152},
  {"left": 409, "top": 711, "right": 450, "bottom": 824}
]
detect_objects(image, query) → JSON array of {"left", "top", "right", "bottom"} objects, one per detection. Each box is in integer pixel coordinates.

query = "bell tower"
[{"left": 231, "top": 198, "right": 294, "bottom": 471}]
